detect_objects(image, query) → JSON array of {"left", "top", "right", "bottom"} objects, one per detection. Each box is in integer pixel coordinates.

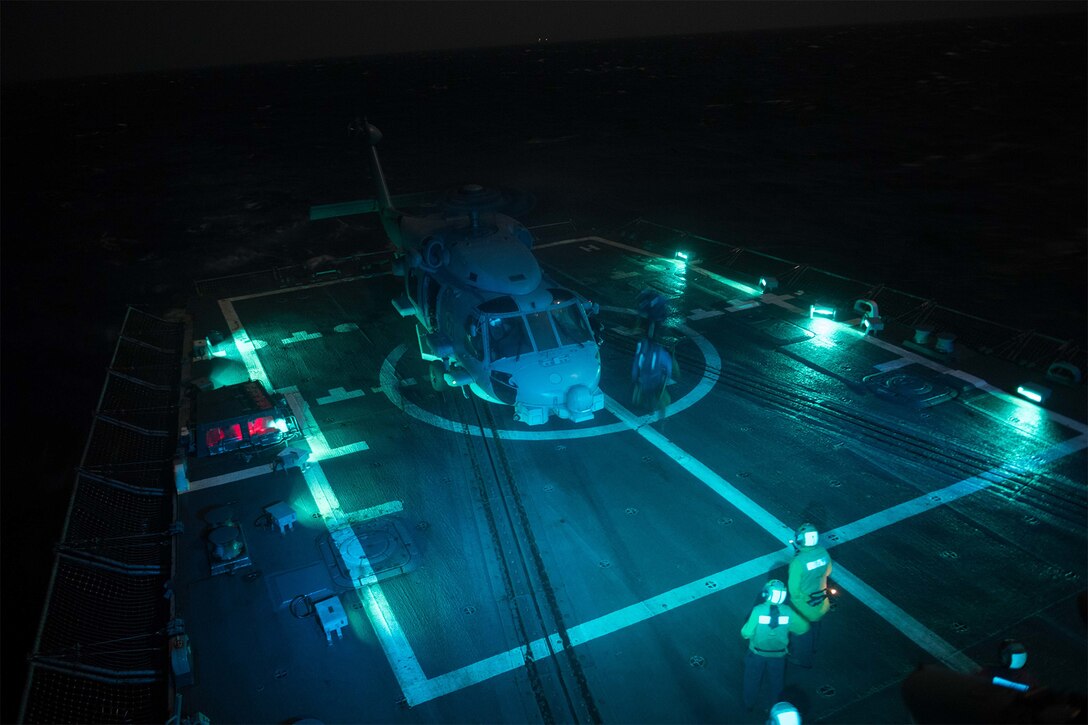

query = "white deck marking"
[
  {"left": 281, "top": 330, "right": 323, "bottom": 345},
  {"left": 282, "top": 389, "right": 369, "bottom": 460},
  {"left": 757, "top": 293, "right": 806, "bottom": 315},
  {"left": 379, "top": 312, "right": 721, "bottom": 440},
  {"left": 687, "top": 308, "right": 724, "bottom": 320},
  {"left": 416, "top": 549, "right": 790, "bottom": 701},
  {"left": 187, "top": 463, "right": 273, "bottom": 491},
  {"left": 316, "top": 386, "right": 366, "bottom": 405},
  {"left": 344, "top": 500, "right": 404, "bottom": 523},
  {"left": 756, "top": 293, "right": 796, "bottom": 306},
  {"left": 824, "top": 434, "right": 1088, "bottom": 545},
  {"left": 873, "top": 358, "right": 914, "bottom": 372},
  {"left": 831, "top": 564, "right": 978, "bottom": 673},
  {"left": 218, "top": 299, "right": 273, "bottom": 390},
  {"left": 604, "top": 395, "right": 794, "bottom": 541},
  {"left": 726, "top": 300, "right": 762, "bottom": 312}
]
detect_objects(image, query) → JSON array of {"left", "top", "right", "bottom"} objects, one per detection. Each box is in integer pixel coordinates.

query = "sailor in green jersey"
[
  {"left": 787, "top": 523, "right": 833, "bottom": 668},
  {"left": 741, "top": 579, "right": 810, "bottom": 710}
]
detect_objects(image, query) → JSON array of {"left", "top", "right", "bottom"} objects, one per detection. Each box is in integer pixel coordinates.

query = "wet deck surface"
[{"left": 175, "top": 236, "right": 1086, "bottom": 723}]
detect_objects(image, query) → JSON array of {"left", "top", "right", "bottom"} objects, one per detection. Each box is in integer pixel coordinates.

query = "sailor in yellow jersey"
[
  {"left": 741, "top": 579, "right": 810, "bottom": 710},
  {"left": 787, "top": 523, "right": 833, "bottom": 668}
]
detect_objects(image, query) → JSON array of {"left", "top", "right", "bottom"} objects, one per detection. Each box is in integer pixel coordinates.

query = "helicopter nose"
[{"left": 565, "top": 384, "right": 594, "bottom": 414}]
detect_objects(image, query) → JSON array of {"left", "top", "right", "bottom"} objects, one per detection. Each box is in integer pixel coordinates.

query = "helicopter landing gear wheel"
[{"left": 429, "top": 361, "right": 448, "bottom": 392}]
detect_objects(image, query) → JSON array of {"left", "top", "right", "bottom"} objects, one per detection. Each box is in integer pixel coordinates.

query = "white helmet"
[
  {"left": 767, "top": 701, "right": 801, "bottom": 725},
  {"left": 796, "top": 523, "right": 819, "bottom": 548},
  {"left": 762, "top": 579, "right": 787, "bottom": 605}
]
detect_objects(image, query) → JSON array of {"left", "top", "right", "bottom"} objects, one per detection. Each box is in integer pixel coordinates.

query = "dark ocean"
[{"left": 1, "top": 12, "right": 1084, "bottom": 717}]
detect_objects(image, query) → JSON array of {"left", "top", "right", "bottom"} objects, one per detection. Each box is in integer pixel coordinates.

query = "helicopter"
[{"left": 309, "top": 121, "right": 605, "bottom": 425}]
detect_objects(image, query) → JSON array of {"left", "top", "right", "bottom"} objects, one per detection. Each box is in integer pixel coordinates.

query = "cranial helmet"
[
  {"left": 796, "top": 523, "right": 819, "bottom": 548},
  {"left": 767, "top": 701, "right": 801, "bottom": 725},
  {"left": 1000, "top": 640, "right": 1028, "bottom": 669},
  {"left": 762, "top": 579, "right": 787, "bottom": 605}
]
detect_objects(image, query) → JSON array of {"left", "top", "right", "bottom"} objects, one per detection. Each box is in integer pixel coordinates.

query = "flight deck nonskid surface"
[{"left": 175, "top": 237, "right": 1087, "bottom": 724}]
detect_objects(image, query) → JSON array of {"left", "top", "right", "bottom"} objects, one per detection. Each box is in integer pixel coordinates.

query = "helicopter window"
[
  {"left": 487, "top": 315, "right": 532, "bottom": 361},
  {"left": 465, "top": 316, "right": 484, "bottom": 360},
  {"left": 526, "top": 311, "right": 559, "bottom": 351},
  {"left": 551, "top": 303, "right": 593, "bottom": 345}
]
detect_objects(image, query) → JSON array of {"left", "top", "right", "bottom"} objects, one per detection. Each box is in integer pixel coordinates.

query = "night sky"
[{"left": 1, "top": 0, "right": 1079, "bottom": 83}]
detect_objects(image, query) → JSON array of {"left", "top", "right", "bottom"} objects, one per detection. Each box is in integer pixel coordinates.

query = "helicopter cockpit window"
[
  {"left": 465, "top": 315, "right": 484, "bottom": 360},
  {"left": 526, "top": 311, "right": 559, "bottom": 351},
  {"left": 487, "top": 315, "right": 532, "bottom": 361},
  {"left": 550, "top": 302, "right": 593, "bottom": 346}
]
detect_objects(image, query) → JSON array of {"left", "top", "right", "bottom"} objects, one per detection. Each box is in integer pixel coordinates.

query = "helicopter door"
[
  {"left": 421, "top": 274, "right": 440, "bottom": 331},
  {"left": 405, "top": 268, "right": 440, "bottom": 332}
]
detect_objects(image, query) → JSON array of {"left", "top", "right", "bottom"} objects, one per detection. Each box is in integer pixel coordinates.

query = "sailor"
[
  {"left": 636, "top": 288, "right": 668, "bottom": 337},
  {"left": 630, "top": 336, "right": 673, "bottom": 414},
  {"left": 741, "top": 579, "right": 810, "bottom": 711},
  {"left": 787, "top": 523, "right": 832, "bottom": 668},
  {"left": 978, "top": 640, "right": 1040, "bottom": 692}
]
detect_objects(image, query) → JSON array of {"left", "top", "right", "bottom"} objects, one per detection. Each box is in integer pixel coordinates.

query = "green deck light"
[
  {"left": 809, "top": 304, "right": 837, "bottom": 319},
  {"left": 759, "top": 276, "right": 778, "bottom": 293},
  {"left": 1016, "top": 383, "right": 1051, "bottom": 404},
  {"left": 675, "top": 250, "right": 690, "bottom": 263}
]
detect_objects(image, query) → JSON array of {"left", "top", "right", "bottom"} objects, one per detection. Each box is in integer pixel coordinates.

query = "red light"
[{"left": 248, "top": 417, "right": 276, "bottom": 437}]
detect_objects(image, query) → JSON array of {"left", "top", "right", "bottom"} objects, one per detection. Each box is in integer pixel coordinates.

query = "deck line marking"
[
  {"left": 344, "top": 500, "right": 405, "bottom": 523},
  {"left": 603, "top": 395, "right": 794, "bottom": 541},
  {"left": 872, "top": 358, "right": 913, "bottom": 372},
  {"left": 824, "top": 434, "right": 1088, "bottom": 545},
  {"left": 281, "top": 330, "right": 324, "bottom": 345},
  {"left": 409, "top": 644, "right": 531, "bottom": 702},
  {"left": 282, "top": 389, "right": 369, "bottom": 460},
  {"left": 186, "top": 464, "right": 272, "bottom": 491},
  {"left": 563, "top": 550, "right": 788, "bottom": 647},
  {"left": 603, "top": 393, "right": 983, "bottom": 674},
  {"left": 218, "top": 299, "right": 273, "bottom": 390},
  {"left": 379, "top": 314, "right": 720, "bottom": 441},
  {"left": 416, "top": 549, "right": 788, "bottom": 703},
  {"left": 217, "top": 298, "right": 428, "bottom": 702},
  {"left": 831, "top": 564, "right": 978, "bottom": 672},
  {"left": 757, "top": 294, "right": 806, "bottom": 315},
  {"left": 317, "top": 386, "right": 367, "bottom": 405}
]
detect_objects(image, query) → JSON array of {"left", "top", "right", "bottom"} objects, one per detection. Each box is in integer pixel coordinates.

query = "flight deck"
[{"left": 167, "top": 232, "right": 1088, "bottom": 724}]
